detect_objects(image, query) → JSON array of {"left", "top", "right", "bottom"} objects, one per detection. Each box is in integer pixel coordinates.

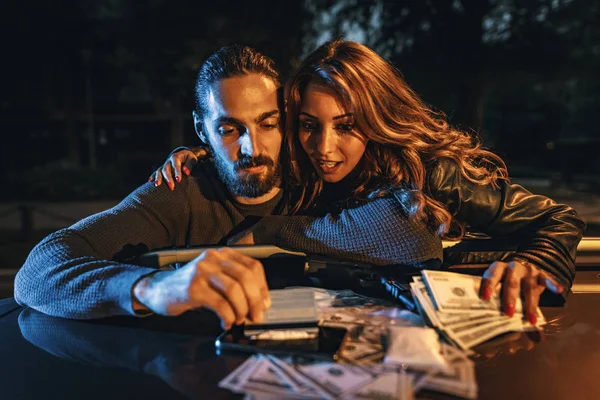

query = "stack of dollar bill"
[
  {"left": 411, "top": 270, "right": 546, "bottom": 350},
  {"left": 218, "top": 287, "right": 478, "bottom": 399}
]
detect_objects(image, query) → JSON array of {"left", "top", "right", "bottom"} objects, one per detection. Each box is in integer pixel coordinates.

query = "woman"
[{"left": 152, "top": 40, "right": 585, "bottom": 324}]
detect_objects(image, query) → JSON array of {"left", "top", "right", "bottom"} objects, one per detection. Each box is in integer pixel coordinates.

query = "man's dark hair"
[{"left": 194, "top": 44, "right": 281, "bottom": 116}]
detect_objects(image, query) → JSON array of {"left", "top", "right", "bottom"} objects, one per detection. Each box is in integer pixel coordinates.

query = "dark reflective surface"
[
  {"left": 1, "top": 294, "right": 599, "bottom": 400},
  {"left": 474, "top": 294, "right": 600, "bottom": 400}
]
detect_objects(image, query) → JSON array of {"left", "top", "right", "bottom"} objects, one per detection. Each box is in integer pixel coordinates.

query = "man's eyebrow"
[
  {"left": 215, "top": 116, "right": 244, "bottom": 126},
  {"left": 256, "top": 110, "right": 279, "bottom": 123},
  {"left": 299, "top": 111, "right": 354, "bottom": 121}
]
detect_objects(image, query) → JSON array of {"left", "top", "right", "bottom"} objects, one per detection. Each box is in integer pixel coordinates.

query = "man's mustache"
[{"left": 234, "top": 155, "right": 274, "bottom": 171}]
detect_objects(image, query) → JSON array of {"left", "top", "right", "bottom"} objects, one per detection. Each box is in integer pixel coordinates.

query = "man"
[
  {"left": 16, "top": 46, "right": 285, "bottom": 328},
  {"left": 15, "top": 45, "right": 442, "bottom": 327}
]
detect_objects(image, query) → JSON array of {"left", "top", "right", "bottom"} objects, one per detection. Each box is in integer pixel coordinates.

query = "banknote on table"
[
  {"left": 412, "top": 270, "right": 546, "bottom": 350},
  {"left": 244, "top": 288, "right": 319, "bottom": 337}
]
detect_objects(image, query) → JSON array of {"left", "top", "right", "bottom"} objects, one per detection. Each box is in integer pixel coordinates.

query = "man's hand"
[
  {"left": 148, "top": 146, "right": 208, "bottom": 190},
  {"left": 479, "top": 260, "right": 564, "bottom": 325},
  {"left": 133, "top": 248, "right": 271, "bottom": 329}
]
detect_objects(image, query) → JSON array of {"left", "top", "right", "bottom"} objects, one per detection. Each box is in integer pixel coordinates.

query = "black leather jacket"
[{"left": 428, "top": 159, "right": 586, "bottom": 301}]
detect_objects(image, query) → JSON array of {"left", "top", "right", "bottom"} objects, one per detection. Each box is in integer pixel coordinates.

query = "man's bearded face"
[
  {"left": 212, "top": 151, "right": 281, "bottom": 198},
  {"left": 200, "top": 74, "right": 283, "bottom": 198}
]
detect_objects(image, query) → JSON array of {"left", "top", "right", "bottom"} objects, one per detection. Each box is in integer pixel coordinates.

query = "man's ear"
[{"left": 192, "top": 110, "right": 208, "bottom": 144}]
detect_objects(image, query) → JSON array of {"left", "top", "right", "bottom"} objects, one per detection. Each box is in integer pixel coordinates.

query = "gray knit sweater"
[{"left": 14, "top": 162, "right": 442, "bottom": 319}]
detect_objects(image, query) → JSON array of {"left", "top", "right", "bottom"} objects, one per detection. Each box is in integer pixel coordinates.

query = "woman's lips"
[{"left": 315, "top": 159, "right": 342, "bottom": 174}]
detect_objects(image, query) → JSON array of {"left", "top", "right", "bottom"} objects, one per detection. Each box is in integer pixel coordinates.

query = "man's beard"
[{"left": 213, "top": 151, "right": 281, "bottom": 198}]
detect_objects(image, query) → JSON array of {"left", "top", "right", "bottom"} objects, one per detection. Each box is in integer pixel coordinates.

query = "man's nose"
[
  {"left": 316, "top": 127, "right": 336, "bottom": 155},
  {"left": 239, "top": 128, "right": 260, "bottom": 157}
]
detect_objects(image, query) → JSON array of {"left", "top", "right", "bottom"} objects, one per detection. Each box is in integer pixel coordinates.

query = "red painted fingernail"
[
  {"left": 556, "top": 284, "right": 564, "bottom": 293},
  {"left": 183, "top": 167, "right": 190, "bottom": 175},
  {"left": 505, "top": 304, "right": 515, "bottom": 317},
  {"left": 176, "top": 176, "right": 181, "bottom": 183},
  {"left": 528, "top": 313, "right": 537, "bottom": 326},
  {"left": 482, "top": 287, "right": 492, "bottom": 301},
  {"left": 148, "top": 177, "right": 152, "bottom": 182},
  {"left": 154, "top": 181, "right": 159, "bottom": 187}
]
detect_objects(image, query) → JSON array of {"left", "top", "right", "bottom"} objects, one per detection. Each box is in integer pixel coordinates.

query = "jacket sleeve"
[
  {"left": 251, "top": 197, "right": 443, "bottom": 267},
  {"left": 13, "top": 182, "right": 193, "bottom": 319},
  {"left": 427, "top": 159, "right": 586, "bottom": 298}
]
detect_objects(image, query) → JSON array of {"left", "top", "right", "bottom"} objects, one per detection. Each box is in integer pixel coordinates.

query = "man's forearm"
[{"left": 14, "top": 229, "right": 158, "bottom": 319}]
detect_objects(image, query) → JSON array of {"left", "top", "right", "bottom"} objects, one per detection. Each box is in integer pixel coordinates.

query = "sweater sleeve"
[
  {"left": 252, "top": 197, "right": 443, "bottom": 266},
  {"left": 14, "top": 182, "right": 193, "bottom": 319}
]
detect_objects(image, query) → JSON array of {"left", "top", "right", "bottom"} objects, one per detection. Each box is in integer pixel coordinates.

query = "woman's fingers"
[
  {"left": 480, "top": 261, "right": 506, "bottom": 301},
  {"left": 148, "top": 171, "right": 156, "bottom": 183},
  {"left": 154, "top": 169, "right": 163, "bottom": 186},
  {"left": 161, "top": 162, "right": 174, "bottom": 190},
  {"left": 182, "top": 156, "right": 198, "bottom": 176},
  {"left": 542, "top": 274, "right": 564, "bottom": 295},
  {"left": 480, "top": 260, "right": 563, "bottom": 324},
  {"left": 171, "top": 156, "right": 182, "bottom": 184},
  {"left": 522, "top": 273, "right": 542, "bottom": 325},
  {"left": 502, "top": 262, "right": 525, "bottom": 317}
]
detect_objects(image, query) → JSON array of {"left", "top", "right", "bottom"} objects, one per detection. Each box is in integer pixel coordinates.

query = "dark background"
[{"left": 0, "top": 0, "right": 598, "bottom": 293}]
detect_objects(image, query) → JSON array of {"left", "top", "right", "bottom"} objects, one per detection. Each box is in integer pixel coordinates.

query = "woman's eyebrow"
[
  {"left": 299, "top": 111, "right": 354, "bottom": 120},
  {"left": 299, "top": 111, "right": 317, "bottom": 119},
  {"left": 333, "top": 113, "right": 353, "bottom": 121}
]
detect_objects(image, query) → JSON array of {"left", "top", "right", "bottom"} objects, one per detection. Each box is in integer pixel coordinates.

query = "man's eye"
[
  {"left": 335, "top": 123, "right": 355, "bottom": 134},
  {"left": 261, "top": 123, "right": 278, "bottom": 130},
  {"left": 217, "top": 126, "right": 237, "bottom": 135}
]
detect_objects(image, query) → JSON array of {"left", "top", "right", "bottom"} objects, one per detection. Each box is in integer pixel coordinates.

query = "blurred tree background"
[{"left": 0, "top": 0, "right": 598, "bottom": 202}]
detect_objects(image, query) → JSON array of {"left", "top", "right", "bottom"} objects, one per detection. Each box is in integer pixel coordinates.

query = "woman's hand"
[
  {"left": 479, "top": 260, "right": 564, "bottom": 325},
  {"left": 148, "top": 147, "right": 208, "bottom": 190}
]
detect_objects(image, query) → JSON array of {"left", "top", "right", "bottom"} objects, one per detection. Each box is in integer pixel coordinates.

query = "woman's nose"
[{"left": 315, "top": 127, "right": 336, "bottom": 155}]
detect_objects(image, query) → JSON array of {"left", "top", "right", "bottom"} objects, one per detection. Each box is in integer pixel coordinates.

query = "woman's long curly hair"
[{"left": 283, "top": 40, "right": 509, "bottom": 239}]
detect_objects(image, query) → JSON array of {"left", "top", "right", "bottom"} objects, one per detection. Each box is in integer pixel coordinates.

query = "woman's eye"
[
  {"left": 335, "top": 123, "right": 355, "bottom": 133},
  {"left": 300, "top": 121, "right": 317, "bottom": 131}
]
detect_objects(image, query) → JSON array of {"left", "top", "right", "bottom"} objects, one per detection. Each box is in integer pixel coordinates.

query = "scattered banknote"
[
  {"left": 413, "top": 270, "right": 546, "bottom": 350},
  {"left": 219, "top": 288, "right": 477, "bottom": 399},
  {"left": 220, "top": 342, "right": 476, "bottom": 400}
]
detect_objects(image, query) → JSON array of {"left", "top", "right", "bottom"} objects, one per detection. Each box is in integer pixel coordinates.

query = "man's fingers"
[
  {"left": 209, "top": 272, "right": 249, "bottom": 324},
  {"left": 502, "top": 262, "right": 525, "bottom": 317},
  {"left": 220, "top": 248, "right": 270, "bottom": 308},
  {"left": 480, "top": 261, "right": 507, "bottom": 301},
  {"left": 214, "top": 253, "right": 266, "bottom": 323},
  {"left": 200, "top": 287, "right": 237, "bottom": 330}
]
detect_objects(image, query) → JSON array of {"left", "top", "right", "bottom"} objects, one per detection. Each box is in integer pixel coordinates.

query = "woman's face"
[{"left": 298, "top": 83, "right": 368, "bottom": 183}]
